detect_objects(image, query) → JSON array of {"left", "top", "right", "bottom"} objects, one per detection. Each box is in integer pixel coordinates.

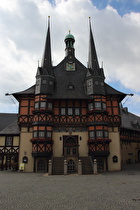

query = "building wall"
[
  {"left": 121, "top": 142, "right": 140, "bottom": 164},
  {"left": 0, "top": 136, "right": 5, "bottom": 146},
  {"left": 19, "top": 127, "right": 34, "bottom": 172},
  {"left": 108, "top": 127, "right": 121, "bottom": 171},
  {"left": 53, "top": 131, "right": 88, "bottom": 157}
]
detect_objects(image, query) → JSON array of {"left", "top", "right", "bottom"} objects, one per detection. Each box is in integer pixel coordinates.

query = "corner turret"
[
  {"left": 85, "top": 17, "right": 105, "bottom": 95},
  {"left": 65, "top": 31, "right": 75, "bottom": 57},
  {"left": 35, "top": 16, "right": 55, "bottom": 95}
]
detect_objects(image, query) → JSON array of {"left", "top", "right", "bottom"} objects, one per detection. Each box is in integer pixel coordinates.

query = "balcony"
[
  {"left": 18, "top": 114, "right": 121, "bottom": 127},
  {"left": 87, "top": 138, "right": 112, "bottom": 145},
  {"left": 32, "top": 151, "right": 53, "bottom": 157},
  {"left": 30, "top": 138, "right": 54, "bottom": 144}
]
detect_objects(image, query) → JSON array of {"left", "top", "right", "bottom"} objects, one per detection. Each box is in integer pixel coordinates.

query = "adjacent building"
[{"left": 0, "top": 113, "right": 19, "bottom": 170}]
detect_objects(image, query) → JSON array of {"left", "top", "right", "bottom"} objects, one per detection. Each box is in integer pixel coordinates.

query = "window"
[
  {"left": 67, "top": 148, "right": 70, "bottom": 155},
  {"left": 39, "top": 131, "right": 45, "bottom": 138},
  {"left": 88, "top": 102, "right": 106, "bottom": 111},
  {"left": 104, "top": 131, "right": 108, "bottom": 138},
  {"left": 48, "top": 102, "right": 52, "bottom": 110},
  {"left": 40, "top": 102, "right": 46, "bottom": 109},
  {"left": 96, "top": 131, "right": 103, "bottom": 138},
  {"left": 95, "top": 102, "right": 101, "bottom": 110},
  {"left": 88, "top": 103, "right": 93, "bottom": 111},
  {"left": 103, "top": 103, "right": 106, "bottom": 110},
  {"left": 5, "top": 136, "right": 13, "bottom": 146},
  {"left": 35, "top": 102, "right": 39, "bottom": 109},
  {"left": 89, "top": 131, "right": 95, "bottom": 139},
  {"left": 47, "top": 131, "right": 52, "bottom": 138},
  {"left": 61, "top": 108, "right": 66, "bottom": 115},
  {"left": 33, "top": 131, "right": 37, "bottom": 138},
  {"left": 68, "top": 108, "right": 73, "bottom": 115},
  {"left": 75, "top": 108, "right": 80, "bottom": 115},
  {"left": 72, "top": 148, "right": 77, "bottom": 155}
]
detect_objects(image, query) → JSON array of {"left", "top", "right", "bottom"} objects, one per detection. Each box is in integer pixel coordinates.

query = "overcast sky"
[{"left": 0, "top": 0, "right": 140, "bottom": 115}]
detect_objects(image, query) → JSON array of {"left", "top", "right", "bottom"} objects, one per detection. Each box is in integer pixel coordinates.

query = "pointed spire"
[
  {"left": 41, "top": 16, "right": 53, "bottom": 75},
  {"left": 88, "top": 17, "right": 99, "bottom": 74}
]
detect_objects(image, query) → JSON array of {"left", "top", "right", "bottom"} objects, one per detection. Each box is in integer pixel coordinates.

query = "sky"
[{"left": 0, "top": 0, "right": 140, "bottom": 115}]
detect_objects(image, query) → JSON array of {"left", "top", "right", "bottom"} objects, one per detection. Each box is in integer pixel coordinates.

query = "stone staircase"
[
  {"left": 79, "top": 157, "right": 93, "bottom": 174},
  {"left": 52, "top": 157, "right": 64, "bottom": 175}
]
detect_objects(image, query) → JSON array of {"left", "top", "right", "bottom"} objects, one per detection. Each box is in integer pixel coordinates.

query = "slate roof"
[
  {"left": 0, "top": 113, "right": 19, "bottom": 135},
  {"left": 12, "top": 82, "right": 126, "bottom": 100},
  {"left": 13, "top": 85, "right": 35, "bottom": 100},
  {"left": 105, "top": 83, "right": 126, "bottom": 101},
  {"left": 121, "top": 107, "right": 140, "bottom": 131}
]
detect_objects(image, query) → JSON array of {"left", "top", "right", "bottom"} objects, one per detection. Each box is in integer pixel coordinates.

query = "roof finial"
[
  {"left": 69, "top": 30, "right": 71, "bottom": 34},
  {"left": 101, "top": 61, "right": 103, "bottom": 68}
]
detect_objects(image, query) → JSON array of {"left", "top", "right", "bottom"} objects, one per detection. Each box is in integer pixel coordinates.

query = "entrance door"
[
  {"left": 37, "top": 159, "right": 46, "bottom": 172},
  {"left": 67, "top": 159, "right": 75, "bottom": 173},
  {"left": 63, "top": 136, "right": 78, "bottom": 156}
]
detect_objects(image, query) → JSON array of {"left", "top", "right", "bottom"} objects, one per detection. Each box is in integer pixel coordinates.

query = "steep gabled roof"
[
  {"left": 121, "top": 108, "right": 140, "bottom": 131},
  {"left": 0, "top": 120, "right": 19, "bottom": 135},
  {"left": 0, "top": 113, "right": 19, "bottom": 135},
  {"left": 41, "top": 16, "right": 53, "bottom": 76},
  {"left": 105, "top": 83, "right": 126, "bottom": 101},
  {"left": 88, "top": 17, "right": 99, "bottom": 74},
  {"left": 13, "top": 85, "right": 35, "bottom": 100}
]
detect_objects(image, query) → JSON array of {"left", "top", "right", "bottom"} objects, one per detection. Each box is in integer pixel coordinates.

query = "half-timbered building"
[
  {"left": 11, "top": 17, "right": 140, "bottom": 173},
  {"left": 0, "top": 114, "right": 19, "bottom": 170}
]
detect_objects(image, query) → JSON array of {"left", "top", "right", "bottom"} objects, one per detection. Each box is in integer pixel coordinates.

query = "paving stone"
[{"left": 0, "top": 164, "right": 140, "bottom": 210}]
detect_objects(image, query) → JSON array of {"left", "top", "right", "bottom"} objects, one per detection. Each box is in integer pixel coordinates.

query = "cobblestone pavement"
[{"left": 0, "top": 164, "right": 140, "bottom": 210}]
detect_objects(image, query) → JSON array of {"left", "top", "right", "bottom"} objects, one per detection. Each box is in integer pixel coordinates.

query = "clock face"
[{"left": 66, "top": 62, "right": 75, "bottom": 71}]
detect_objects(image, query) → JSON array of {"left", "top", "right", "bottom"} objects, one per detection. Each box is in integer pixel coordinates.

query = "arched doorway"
[
  {"left": 67, "top": 159, "right": 75, "bottom": 173},
  {"left": 63, "top": 136, "right": 78, "bottom": 156},
  {"left": 37, "top": 159, "right": 46, "bottom": 172}
]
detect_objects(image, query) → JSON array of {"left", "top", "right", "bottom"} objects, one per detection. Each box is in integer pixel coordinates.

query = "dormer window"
[{"left": 68, "top": 84, "right": 74, "bottom": 90}]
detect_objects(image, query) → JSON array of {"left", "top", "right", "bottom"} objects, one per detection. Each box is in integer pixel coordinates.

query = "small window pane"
[
  {"left": 67, "top": 148, "right": 70, "bottom": 155},
  {"left": 35, "top": 102, "right": 39, "bottom": 109},
  {"left": 48, "top": 102, "right": 52, "bottom": 109},
  {"left": 33, "top": 131, "right": 37, "bottom": 138},
  {"left": 39, "top": 131, "right": 45, "bottom": 138},
  {"left": 75, "top": 108, "right": 80, "bottom": 115},
  {"left": 68, "top": 108, "right": 73, "bottom": 115},
  {"left": 88, "top": 103, "right": 93, "bottom": 111},
  {"left": 96, "top": 131, "right": 103, "bottom": 138},
  {"left": 89, "top": 131, "right": 95, "bottom": 139},
  {"left": 47, "top": 132, "right": 52, "bottom": 138},
  {"left": 40, "top": 102, "right": 46, "bottom": 109},
  {"left": 104, "top": 131, "right": 108, "bottom": 138},
  {"left": 61, "top": 108, "right": 66, "bottom": 115},
  {"left": 103, "top": 103, "right": 106, "bottom": 110},
  {"left": 95, "top": 102, "right": 101, "bottom": 110},
  {"left": 72, "top": 148, "right": 77, "bottom": 155},
  {"left": 6, "top": 137, "right": 13, "bottom": 146}
]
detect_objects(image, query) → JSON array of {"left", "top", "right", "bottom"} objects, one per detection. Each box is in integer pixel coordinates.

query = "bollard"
[
  {"left": 64, "top": 160, "right": 67, "bottom": 175},
  {"left": 78, "top": 159, "right": 82, "bottom": 175},
  {"left": 48, "top": 160, "right": 52, "bottom": 175},
  {"left": 94, "top": 159, "right": 98, "bottom": 175}
]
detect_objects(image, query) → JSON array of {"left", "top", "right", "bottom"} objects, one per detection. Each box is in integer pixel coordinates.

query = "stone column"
[
  {"left": 78, "top": 159, "right": 82, "bottom": 175},
  {"left": 94, "top": 159, "right": 98, "bottom": 175},
  {"left": 64, "top": 159, "right": 67, "bottom": 175},
  {"left": 48, "top": 160, "right": 52, "bottom": 175}
]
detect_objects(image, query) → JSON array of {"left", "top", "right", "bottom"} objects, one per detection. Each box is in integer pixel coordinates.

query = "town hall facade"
[{"left": 8, "top": 17, "right": 139, "bottom": 174}]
